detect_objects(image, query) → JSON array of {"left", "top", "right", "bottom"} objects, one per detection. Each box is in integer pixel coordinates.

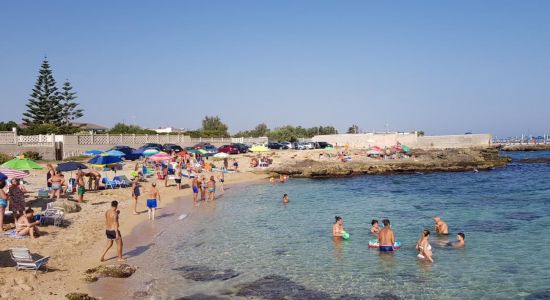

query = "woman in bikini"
[
  {"left": 16, "top": 208, "right": 41, "bottom": 238},
  {"left": 0, "top": 180, "right": 8, "bottom": 232},
  {"left": 332, "top": 216, "right": 345, "bottom": 238},
  {"left": 48, "top": 171, "right": 64, "bottom": 200},
  {"left": 416, "top": 229, "right": 434, "bottom": 262}
]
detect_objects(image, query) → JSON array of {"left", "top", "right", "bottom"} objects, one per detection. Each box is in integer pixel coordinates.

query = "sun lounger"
[
  {"left": 102, "top": 177, "right": 116, "bottom": 189},
  {"left": 41, "top": 207, "right": 65, "bottom": 227},
  {"left": 9, "top": 248, "right": 49, "bottom": 274}
]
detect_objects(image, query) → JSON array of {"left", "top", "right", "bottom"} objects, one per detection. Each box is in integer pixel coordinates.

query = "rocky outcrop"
[
  {"left": 84, "top": 264, "right": 137, "bottom": 282},
  {"left": 501, "top": 144, "right": 550, "bottom": 151},
  {"left": 270, "top": 148, "right": 509, "bottom": 178}
]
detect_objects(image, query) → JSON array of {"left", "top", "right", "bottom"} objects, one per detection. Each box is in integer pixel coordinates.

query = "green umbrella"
[
  {"left": 402, "top": 145, "right": 411, "bottom": 152},
  {"left": 1, "top": 158, "right": 43, "bottom": 170}
]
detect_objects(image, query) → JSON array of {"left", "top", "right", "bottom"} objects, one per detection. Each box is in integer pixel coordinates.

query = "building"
[{"left": 150, "top": 127, "right": 187, "bottom": 134}]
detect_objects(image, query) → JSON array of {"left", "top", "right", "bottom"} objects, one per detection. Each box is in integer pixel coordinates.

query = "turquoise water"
[{"left": 133, "top": 151, "right": 550, "bottom": 299}]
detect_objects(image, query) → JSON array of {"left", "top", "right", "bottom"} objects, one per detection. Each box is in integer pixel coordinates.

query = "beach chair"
[
  {"left": 66, "top": 178, "right": 76, "bottom": 194},
  {"left": 102, "top": 177, "right": 116, "bottom": 189},
  {"left": 118, "top": 175, "right": 133, "bottom": 187},
  {"left": 37, "top": 188, "right": 49, "bottom": 198},
  {"left": 112, "top": 176, "right": 129, "bottom": 188},
  {"left": 9, "top": 248, "right": 49, "bottom": 274},
  {"left": 41, "top": 206, "right": 65, "bottom": 227}
]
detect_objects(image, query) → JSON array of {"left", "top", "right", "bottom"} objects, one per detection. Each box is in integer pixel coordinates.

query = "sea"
[{"left": 95, "top": 151, "right": 550, "bottom": 299}]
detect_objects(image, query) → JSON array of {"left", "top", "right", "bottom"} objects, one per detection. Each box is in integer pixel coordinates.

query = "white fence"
[{"left": 0, "top": 131, "right": 16, "bottom": 144}]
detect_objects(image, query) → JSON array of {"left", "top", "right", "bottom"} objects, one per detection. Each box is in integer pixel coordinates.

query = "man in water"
[
  {"left": 447, "top": 232, "right": 466, "bottom": 248},
  {"left": 100, "top": 201, "right": 124, "bottom": 262},
  {"left": 147, "top": 182, "right": 161, "bottom": 220},
  {"left": 378, "top": 219, "right": 395, "bottom": 252},
  {"left": 282, "top": 194, "right": 289, "bottom": 204},
  {"left": 434, "top": 216, "right": 449, "bottom": 235}
]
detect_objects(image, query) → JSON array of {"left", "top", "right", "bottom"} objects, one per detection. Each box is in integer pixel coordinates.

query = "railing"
[{"left": 0, "top": 131, "right": 16, "bottom": 144}]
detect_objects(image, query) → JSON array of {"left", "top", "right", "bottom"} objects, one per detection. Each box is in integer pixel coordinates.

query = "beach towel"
[{"left": 2, "top": 229, "right": 26, "bottom": 239}]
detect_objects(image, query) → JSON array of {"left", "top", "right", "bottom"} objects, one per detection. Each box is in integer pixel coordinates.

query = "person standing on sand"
[
  {"left": 434, "top": 216, "right": 449, "bottom": 235},
  {"left": 175, "top": 166, "right": 182, "bottom": 190},
  {"left": 207, "top": 176, "right": 216, "bottom": 201},
  {"left": 0, "top": 180, "right": 8, "bottom": 232},
  {"left": 131, "top": 178, "right": 140, "bottom": 215},
  {"left": 46, "top": 164, "right": 55, "bottom": 188},
  {"left": 76, "top": 172, "right": 86, "bottom": 203},
  {"left": 192, "top": 176, "right": 199, "bottom": 206},
  {"left": 48, "top": 171, "right": 64, "bottom": 200},
  {"left": 100, "top": 201, "right": 124, "bottom": 262},
  {"left": 378, "top": 219, "right": 395, "bottom": 252},
  {"left": 233, "top": 159, "right": 239, "bottom": 172},
  {"left": 217, "top": 170, "right": 225, "bottom": 193},
  {"left": 199, "top": 176, "right": 206, "bottom": 202},
  {"left": 147, "top": 182, "right": 160, "bottom": 220},
  {"left": 8, "top": 178, "right": 26, "bottom": 219}
]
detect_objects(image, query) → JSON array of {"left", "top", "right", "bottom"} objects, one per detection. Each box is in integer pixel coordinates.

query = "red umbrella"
[{"left": 0, "top": 167, "right": 29, "bottom": 180}]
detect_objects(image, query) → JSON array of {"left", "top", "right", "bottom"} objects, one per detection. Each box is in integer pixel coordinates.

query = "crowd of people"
[{"left": 332, "top": 215, "right": 465, "bottom": 263}]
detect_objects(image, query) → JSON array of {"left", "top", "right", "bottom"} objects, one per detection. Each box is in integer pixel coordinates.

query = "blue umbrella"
[
  {"left": 0, "top": 172, "right": 7, "bottom": 181},
  {"left": 105, "top": 150, "right": 126, "bottom": 157},
  {"left": 84, "top": 150, "right": 104, "bottom": 156},
  {"left": 88, "top": 155, "right": 123, "bottom": 166},
  {"left": 57, "top": 162, "right": 88, "bottom": 172}
]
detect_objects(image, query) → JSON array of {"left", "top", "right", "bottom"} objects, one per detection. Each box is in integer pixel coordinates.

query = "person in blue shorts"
[
  {"left": 146, "top": 182, "right": 160, "bottom": 220},
  {"left": 192, "top": 176, "right": 199, "bottom": 206},
  {"left": 378, "top": 219, "right": 395, "bottom": 252}
]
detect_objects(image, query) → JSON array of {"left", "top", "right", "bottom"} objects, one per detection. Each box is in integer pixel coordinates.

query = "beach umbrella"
[
  {"left": 176, "top": 151, "right": 188, "bottom": 157},
  {"left": 143, "top": 148, "right": 160, "bottom": 156},
  {"left": 88, "top": 155, "right": 123, "bottom": 166},
  {"left": 105, "top": 150, "right": 126, "bottom": 157},
  {"left": 56, "top": 162, "right": 88, "bottom": 172},
  {"left": 0, "top": 173, "right": 6, "bottom": 181},
  {"left": 1, "top": 158, "right": 43, "bottom": 170},
  {"left": 213, "top": 152, "right": 229, "bottom": 158},
  {"left": 250, "top": 145, "right": 269, "bottom": 152},
  {"left": 366, "top": 150, "right": 380, "bottom": 156},
  {"left": 150, "top": 152, "right": 172, "bottom": 162},
  {"left": 197, "top": 149, "right": 208, "bottom": 155},
  {"left": 84, "top": 149, "right": 104, "bottom": 156},
  {"left": 0, "top": 168, "right": 30, "bottom": 180},
  {"left": 401, "top": 145, "right": 411, "bottom": 152},
  {"left": 371, "top": 146, "right": 383, "bottom": 151}
]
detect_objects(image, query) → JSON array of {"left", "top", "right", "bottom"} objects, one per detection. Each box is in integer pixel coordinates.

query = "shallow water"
[{"left": 131, "top": 151, "right": 550, "bottom": 299}]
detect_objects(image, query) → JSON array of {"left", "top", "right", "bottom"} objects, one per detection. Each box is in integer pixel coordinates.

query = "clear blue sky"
[{"left": 1, "top": 1, "right": 549, "bottom": 137}]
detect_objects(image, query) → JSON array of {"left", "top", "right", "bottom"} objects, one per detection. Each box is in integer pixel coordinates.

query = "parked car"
[
  {"left": 295, "top": 142, "right": 308, "bottom": 150},
  {"left": 316, "top": 142, "right": 333, "bottom": 149},
  {"left": 139, "top": 143, "right": 163, "bottom": 151},
  {"left": 218, "top": 145, "right": 239, "bottom": 154},
  {"left": 280, "top": 141, "right": 292, "bottom": 149},
  {"left": 162, "top": 144, "right": 184, "bottom": 153},
  {"left": 231, "top": 143, "right": 250, "bottom": 153},
  {"left": 203, "top": 144, "right": 218, "bottom": 155},
  {"left": 267, "top": 142, "right": 285, "bottom": 149},
  {"left": 193, "top": 142, "right": 213, "bottom": 149},
  {"left": 109, "top": 146, "right": 141, "bottom": 160}
]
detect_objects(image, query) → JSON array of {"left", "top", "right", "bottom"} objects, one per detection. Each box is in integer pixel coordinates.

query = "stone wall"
[
  {"left": 0, "top": 144, "right": 57, "bottom": 160},
  {"left": 312, "top": 133, "right": 492, "bottom": 149}
]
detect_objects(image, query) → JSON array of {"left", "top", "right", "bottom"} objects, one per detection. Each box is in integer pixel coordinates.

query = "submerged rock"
[
  {"left": 526, "top": 290, "right": 550, "bottom": 300},
  {"left": 173, "top": 265, "right": 240, "bottom": 281},
  {"left": 236, "top": 275, "right": 334, "bottom": 300},
  {"left": 83, "top": 264, "right": 137, "bottom": 282},
  {"left": 176, "top": 294, "right": 229, "bottom": 300},
  {"left": 373, "top": 292, "right": 401, "bottom": 300},
  {"left": 65, "top": 293, "right": 98, "bottom": 300}
]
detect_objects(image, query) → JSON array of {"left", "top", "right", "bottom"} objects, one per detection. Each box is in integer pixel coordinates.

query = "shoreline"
[{"left": 500, "top": 144, "right": 550, "bottom": 151}]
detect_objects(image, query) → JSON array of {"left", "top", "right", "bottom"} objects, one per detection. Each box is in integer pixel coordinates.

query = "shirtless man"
[
  {"left": 447, "top": 232, "right": 466, "bottom": 248},
  {"left": 76, "top": 172, "right": 86, "bottom": 203},
  {"left": 378, "top": 219, "right": 395, "bottom": 252},
  {"left": 282, "top": 194, "right": 289, "bottom": 204},
  {"left": 147, "top": 183, "right": 160, "bottom": 220},
  {"left": 434, "top": 216, "right": 449, "bottom": 235},
  {"left": 191, "top": 176, "right": 199, "bottom": 206},
  {"left": 100, "top": 201, "right": 124, "bottom": 262}
]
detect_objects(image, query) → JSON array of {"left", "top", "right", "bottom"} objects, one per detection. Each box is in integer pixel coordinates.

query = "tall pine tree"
[
  {"left": 22, "top": 57, "right": 63, "bottom": 126},
  {"left": 60, "top": 79, "right": 83, "bottom": 126}
]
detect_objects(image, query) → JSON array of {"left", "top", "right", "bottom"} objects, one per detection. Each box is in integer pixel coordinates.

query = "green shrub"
[
  {"left": 22, "top": 151, "right": 42, "bottom": 160},
  {"left": 0, "top": 152, "right": 13, "bottom": 164},
  {"left": 63, "top": 155, "right": 89, "bottom": 162}
]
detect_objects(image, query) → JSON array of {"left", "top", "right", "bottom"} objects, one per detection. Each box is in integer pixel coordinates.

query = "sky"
[{"left": 1, "top": 1, "right": 549, "bottom": 137}]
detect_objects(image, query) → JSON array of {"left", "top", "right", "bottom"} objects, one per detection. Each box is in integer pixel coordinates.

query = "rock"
[
  {"left": 55, "top": 199, "right": 81, "bottom": 213},
  {"left": 176, "top": 294, "right": 229, "bottom": 300},
  {"left": 236, "top": 275, "right": 333, "bottom": 300},
  {"left": 65, "top": 292, "right": 98, "bottom": 300},
  {"left": 501, "top": 144, "right": 550, "bottom": 152},
  {"left": 173, "top": 266, "right": 240, "bottom": 282},
  {"left": 373, "top": 292, "right": 401, "bottom": 300},
  {"left": 84, "top": 264, "right": 137, "bottom": 282}
]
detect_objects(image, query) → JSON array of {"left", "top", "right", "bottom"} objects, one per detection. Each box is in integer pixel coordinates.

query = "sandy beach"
[{"left": 0, "top": 154, "right": 266, "bottom": 300}]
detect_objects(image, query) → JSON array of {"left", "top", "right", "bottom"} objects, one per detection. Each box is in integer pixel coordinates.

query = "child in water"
[{"left": 370, "top": 219, "right": 380, "bottom": 236}]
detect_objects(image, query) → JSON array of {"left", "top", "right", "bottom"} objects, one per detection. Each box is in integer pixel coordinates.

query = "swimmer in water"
[
  {"left": 447, "top": 232, "right": 466, "bottom": 248},
  {"left": 370, "top": 219, "right": 380, "bottom": 236},
  {"left": 434, "top": 216, "right": 449, "bottom": 235},
  {"left": 282, "top": 193, "right": 289, "bottom": 204},
  {"left": 332, "top": 216, "right": 344, "bottom": 237},
  {"left": 378, "top": 219, "right": 395, "bottom": 252},
  {"left": 416, "top": 229, "right": 434, "bottom": 262}
]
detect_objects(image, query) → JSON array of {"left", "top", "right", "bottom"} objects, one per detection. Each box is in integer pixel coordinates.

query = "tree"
[
  {"left": 60, "top": 79, "right": 83, "bottom": 126},
  {"left": 200, "top": 116, "right": 229, "bottom": 137},
  {"left": 22, "top": 57, "right": 63, "bottom": 126},
  {"left": 347, "top": 124, "right": 359, "bottom": 134},
  {"left": 108, "top": 123, "right": 156, "bottom": 134},
  {"left": 0, "top": 121, "right": 19, "bottom": 132}
]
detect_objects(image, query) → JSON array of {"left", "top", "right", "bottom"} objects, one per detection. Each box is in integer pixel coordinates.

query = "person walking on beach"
[
  {"left": 100, "top": 201, "right": 124, "bottom": 262},
  {"left": 207, "top": 176, "right": 216, "bottom": 201},
  {"left": 217, "top": 169, "right": 225, "bottom": 193},
  {"left": 131, "top": 178, "right": 140, "bottom": 215},
  {"left": 175, "top": 166, "right": 182, "bottom": 190},
  {"left": 192, "top": 176, "right": 199, "bottom": 206},
  {"left": 233, "top": 159, "right": 239, "bottom": 172},
  {"left": 416, "top": 229, "right": 434, "bottom": 262},
  {"left": 199, "top": 176, "right": 206, "bottom": 202},
  {"left": 147, "top": 183, "right": 160, "bottom": 220},
  {"left": 434, "top": 216, "right": 449, "bottom": 235},
  {"left": 378, "top": 219, "right": 395, "bottom": 252}
]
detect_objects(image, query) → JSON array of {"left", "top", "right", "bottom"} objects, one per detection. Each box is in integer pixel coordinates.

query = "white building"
[{"left": 150, "top": 127, "right": 187, "bottom": 134}]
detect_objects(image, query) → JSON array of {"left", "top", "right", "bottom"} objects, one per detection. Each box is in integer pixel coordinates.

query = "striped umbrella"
[{"left": 0, "top": 167, "right": 29, "bottom": 180}]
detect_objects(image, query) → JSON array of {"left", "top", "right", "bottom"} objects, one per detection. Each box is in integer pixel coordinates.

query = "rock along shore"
[
  {"left": 269, "top": 148, "right": 510, "bottom": 178},
  {"left": 500, "top": 144, "right": 550, "bottom": 152}
]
